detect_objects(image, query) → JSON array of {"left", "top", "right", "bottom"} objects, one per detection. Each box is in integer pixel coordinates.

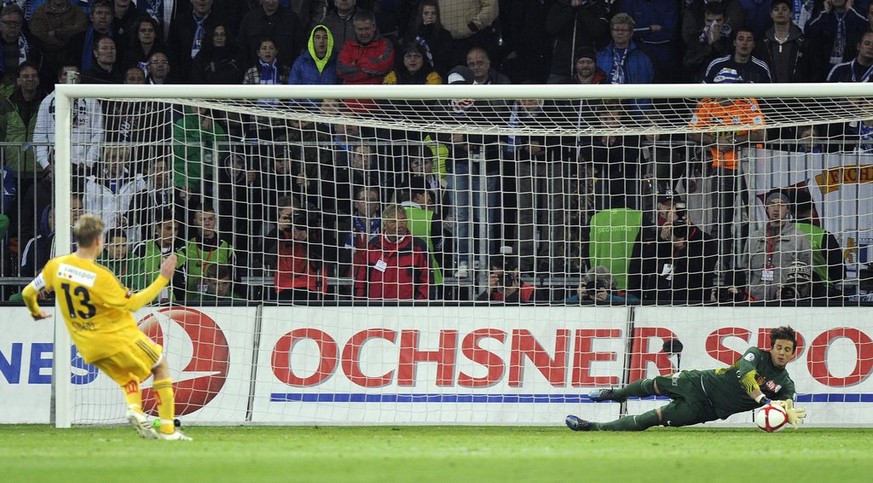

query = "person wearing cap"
[
  {"left": 703, "top": 26, "right": 772, "bottom": 84},
  {"left": 571, "top": 46, "right": 607, "bottom": 85},
  {"left": 758, "top": 0, "right": 809, "bottom": 83},
  {"left": 545, "top": 0, "right": 610, "bottom": 84},
  {"left": 729, "top": 189, "right": 811, "bottom": 302}
]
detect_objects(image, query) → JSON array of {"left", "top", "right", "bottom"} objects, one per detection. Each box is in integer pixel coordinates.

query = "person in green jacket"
[
  {"left": 185, "top": 205, "right": 235, "bottom": 296},
  {"left": 129, "top": 215, "right": 187, "bottom": 303},
  {"left": 172, "top": 106, "right": 228, "bottom": 192},
  {"left": 0, "top": 61, "right": 46, "bottom": 183}
]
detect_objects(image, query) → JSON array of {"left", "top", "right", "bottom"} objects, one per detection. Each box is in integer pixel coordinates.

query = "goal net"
[{"left": 48, "top": 83, "right": 873, "bottom": 427}]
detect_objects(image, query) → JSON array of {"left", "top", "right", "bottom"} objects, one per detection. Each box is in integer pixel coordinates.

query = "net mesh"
[{"left": 48, "top": 84, "right": 873, "bottom": 426}]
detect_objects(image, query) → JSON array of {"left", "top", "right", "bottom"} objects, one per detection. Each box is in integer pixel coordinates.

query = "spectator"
[
  {"left": 400, "top": 179, "right": 445, "bottom": 293},
  {"left": 184, "top": 205, "right": 235, "bottom": 295},
  {"left": 0, "top": 4, "right": 44, "bottom": 92},
  {"left": 20, "top": 195, "right": 84, "bottom": 277},
  {"left": 172, "top": 106, "right": 228, "bottom": 192},
  {"left": 578, "top": 104, "right": 643, "bottom": 210},
  {"left": 583, "top": 205, "right": 645, "bottom": 291},
  {"left": 757, "top": 0, "right": 809, "bottom": 83},
  {"left": 127, "top": 155, "right": 187, "bottom": 245},
  {"left": 263, "top": 197, "right": 326, "bottom": 301},
  {"left": 67, "top": 0, "right": 114, "bottom": 73},
  {"left": 597, "top": 13, "right": 655, "bottom": 85},
  {"left": 145, "top": 50, "right": 172, "bottom": 83},
  {"left": 732, "top": 189, "right": 812, "bottom": 302},
  {"left": 123, "top": 65, "right": 145, "bottom": 83},
  {"left": 353, "top": 203, "right": 430, "bottom": 300},
  {"left": 466, "top": 45, "right": 509, "bottom": 85},
  {"left": 188, "top": 30, "right": 235, "bottom": 84},
  {"left": 689, "top": 83, "right": 765, "bottom": 266},
  {"left": 827, "top": 30, "right": 873, "bottom": 81},
  {"left": 438, "top": 0, "right": 499, "bottom": 66},
  {"left": 402, "top": 0, "right": 453, "bottom": 77},
  {"left": 504, "top": 95, "right": 559, "bottom": 273},
  {"left": 111, "top": 0, "right": 142, "bottom": 52},
  {"left": 805, "top": 0, "right": 867, "bottom": 81},
  {"left": 545, "top": 0, "right": 610, "bottom": 84},
  {"left": 189, "top": 263, "right": 246, "bottom": 303},
  {"left": 631, "top": 197, "right": 719, "bottom": 303},
  {"left": 792, "top": 190, "right": 844, "bottom": 301},
  {"left": 33, "top": 64, "right": 104, "bottom": 174},
  {"left": 136, "top": 0, "right": 182, "bottom": 43},
  {"left": 82, "top": 145, "right": 147, "bottom": 233},
  {"left": 477, "top": 255, "right": 535, "bottom": 304},
  {"left": 29, "top": 0, "right": 88, "bottom": 77},
  {"left": 566, "top": 265, "right": 640, "bottom": 305},
  {"left": 683, "top": 2, "right": 734, "bottom": 82},
  {"left": 620, "top": 0, "right": 682, "bottom": 83},
  {"left": 289, "top": 24, "right": 338, "bottom": 85},
  {"left": 216, "top": 152, "right": 264, "bottom": 268},
  {"left": 129, "top": 214, "right": 187, "bottom": 301},
  {"left": 237, "top": 0, "right": 301, "bottom": 68},
  {"left": 703, "top": 27, "right": 772, "bottom": 83},
  {"left": 82, "top": 35, "right": 123, "bottom": 83},
  {"left": 681, "top": 0, "right": 746, "bottom": 51},
  {"left": 96, "top": 227, "right": 135, "bottom": 289},
  {"left": 322, "top": 0, "right": 365, "bottom": 53},
  {"left": 0, "top": 62, "right": 46, "bottom": 188},
  {"left": 338, "top": 186, "right": 381, "bottom": 275},
  {"left": 121, "top": 16, "right": 166, "bottom": 73},
  {"left": 190, "top": 24, "right": 243, "bottom": 83},
  {"left": 169, "top": 0, "right": 234, "bottom": 83},
  {"left": 242, "top": 36, "right": 289, "bottom": 85},
  {"left": 383, "top": 41, "right": 441, "bottom": 84},
  {"left": 336, "top": 9, "right": 394, "bottom": 84}
]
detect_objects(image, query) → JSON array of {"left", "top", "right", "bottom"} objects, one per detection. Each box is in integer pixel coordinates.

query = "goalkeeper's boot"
[
  {"left": 565, "top": 414, "right": 593, "bottom": 432},
  {"left": 588, "top": 388, "right": 625, "bottom": 403},
  {"left": 126, "top": 410, "right": 158, "bottom": 440},
  {"left": 157, "top": 430, "right": 193, "bottom": 441}
]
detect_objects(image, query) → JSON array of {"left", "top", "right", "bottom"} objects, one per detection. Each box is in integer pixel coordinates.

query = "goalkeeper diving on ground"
[
  {"left": 566, "top": 326, "right": 807, "bottom": 431},
  {"left": 22, "top": 214, "right": 191, "bottom": 441}
]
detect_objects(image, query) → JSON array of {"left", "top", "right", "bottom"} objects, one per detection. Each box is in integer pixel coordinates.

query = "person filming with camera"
[
  {"left": 632, "top": 195, "right": 719, "bottom": 304},
  {"left": 568, "top": 266, "right": 640, "bottom": 305},
  {"left": 477, "top": 255, "right": 535, "bottom": 304}
]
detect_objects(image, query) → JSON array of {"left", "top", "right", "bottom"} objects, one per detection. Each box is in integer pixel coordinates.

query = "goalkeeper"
[
  {"left": 566, "top": 326, "right": 806, "bottom": 431},
  {"left": 22, "top": 214, "right": 191, "bottom": 441}
]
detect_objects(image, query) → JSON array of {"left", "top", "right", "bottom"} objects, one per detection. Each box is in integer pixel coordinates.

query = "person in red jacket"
[
  {"left": 354, "top": 204, "right": 431, "bottom": 301},
  {"left": 336, "top": 9, "right": 395, "bottom": 84}
]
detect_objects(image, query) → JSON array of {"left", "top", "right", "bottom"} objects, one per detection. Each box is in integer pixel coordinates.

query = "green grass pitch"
[{"left": 2, "top": 425, "right": 872, "bottom": 482}]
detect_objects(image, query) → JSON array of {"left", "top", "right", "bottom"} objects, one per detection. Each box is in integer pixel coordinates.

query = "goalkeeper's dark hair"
[{"left": 770, "top": 326, "right": 797, "bottom": 351}]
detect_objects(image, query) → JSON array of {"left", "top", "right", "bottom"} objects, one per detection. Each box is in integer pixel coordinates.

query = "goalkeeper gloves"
[{"left": 773, "top": 399, "right": 807, "bottom": 429}]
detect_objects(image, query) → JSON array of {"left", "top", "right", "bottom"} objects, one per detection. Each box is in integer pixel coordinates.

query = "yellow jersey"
[{"left": 23, "top": 253, "right": 168, "bottom": 363}]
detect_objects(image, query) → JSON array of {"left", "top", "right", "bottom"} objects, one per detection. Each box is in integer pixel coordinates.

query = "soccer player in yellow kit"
[{"left": 23, "top": 214, "right": 191, "bottom": 441}]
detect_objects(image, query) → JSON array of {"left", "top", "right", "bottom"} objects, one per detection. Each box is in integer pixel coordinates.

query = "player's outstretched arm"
[
  {"left": 124, "top": 255, "right": 177, "bottom": 312},
  {"left": 22, "top": 275, "right": 53, "bottom": 320}
]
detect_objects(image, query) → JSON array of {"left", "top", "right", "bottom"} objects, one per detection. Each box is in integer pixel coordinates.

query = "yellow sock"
[
  {"left": 122, "top": 377, "right": 142, "bottom": 412},
  {"left": 153, "top": 377, "right": 175, "bottom": 434}
]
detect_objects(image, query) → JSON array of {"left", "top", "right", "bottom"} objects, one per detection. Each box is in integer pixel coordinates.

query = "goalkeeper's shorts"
[
  {"left": 92, "top": 332, "right": 164, "bottom": 386},
  {"left": 653, "top": 371, "right": 718, "bottom": 427}
]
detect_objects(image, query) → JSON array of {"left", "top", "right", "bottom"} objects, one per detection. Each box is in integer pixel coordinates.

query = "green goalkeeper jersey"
[{"left": 699, "top": 347, "right": 796, "bottom": 419}]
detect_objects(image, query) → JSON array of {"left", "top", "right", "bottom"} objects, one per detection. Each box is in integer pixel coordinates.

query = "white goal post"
[{"left": 46, "top": 82, "right": 873, "bottom": 428}]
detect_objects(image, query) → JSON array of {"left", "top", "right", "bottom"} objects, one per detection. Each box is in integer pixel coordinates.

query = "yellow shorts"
[{"left": 92, "top": 332, "right": 163, "bottom": 386}]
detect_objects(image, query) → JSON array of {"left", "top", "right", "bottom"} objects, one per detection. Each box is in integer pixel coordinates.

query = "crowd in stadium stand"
[{"left": 0, "top": 0, "right": 868, "bottom": 306}]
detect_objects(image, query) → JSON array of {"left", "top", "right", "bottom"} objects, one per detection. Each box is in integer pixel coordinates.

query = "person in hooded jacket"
[
  {"left": 289, "top": 24, "right": 338, "bottom": 84},
  {"left": 189, "top": 24, "right": 245, "bottom": 84}
]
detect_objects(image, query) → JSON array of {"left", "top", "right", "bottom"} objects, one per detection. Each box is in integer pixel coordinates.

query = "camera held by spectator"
[{"left": 779, "top": 261, "right": 813, "bottom": 301}]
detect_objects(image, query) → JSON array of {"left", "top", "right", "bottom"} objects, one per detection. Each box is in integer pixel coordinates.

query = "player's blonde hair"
[{"left": 73, "top": 214, "right": 105, "bottom": 248}]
